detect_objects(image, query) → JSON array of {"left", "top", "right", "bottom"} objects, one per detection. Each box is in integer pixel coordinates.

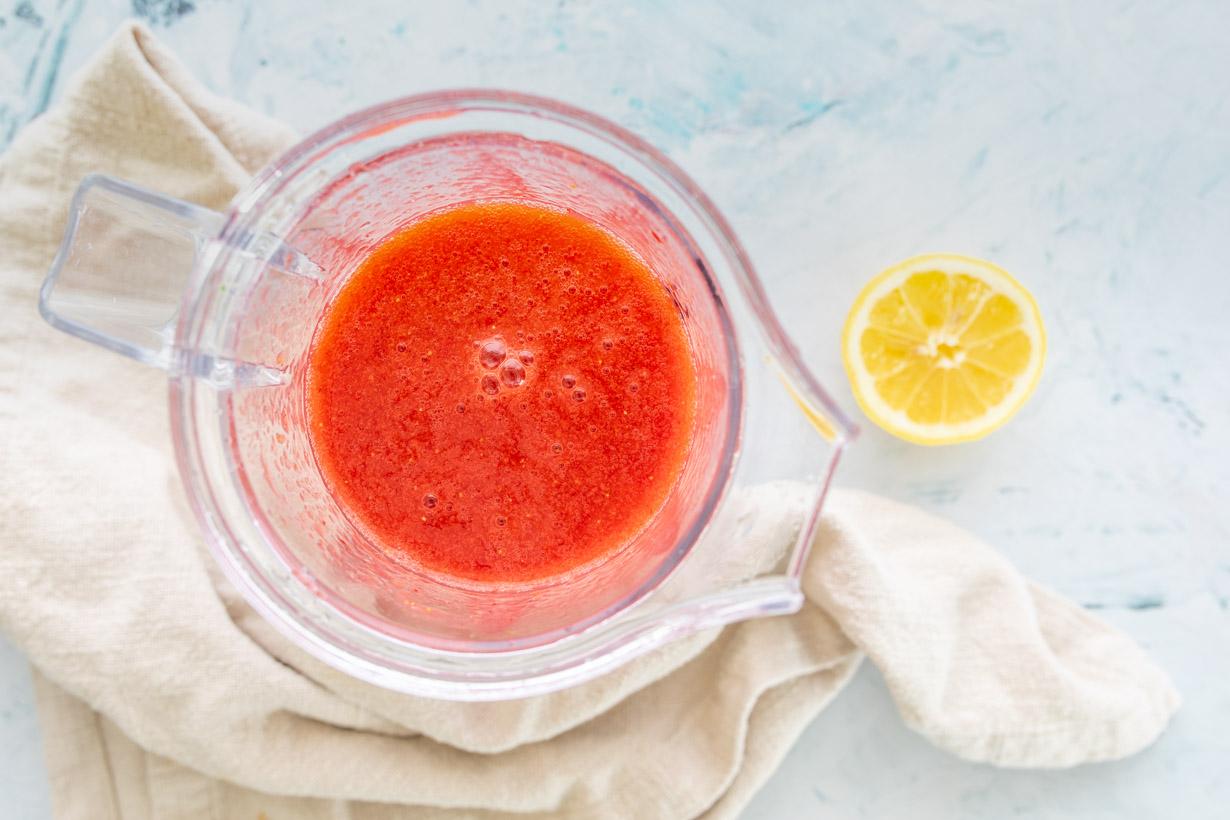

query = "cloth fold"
[{"left": 0, "top": 23, "right": 1179, "bottom": 820}]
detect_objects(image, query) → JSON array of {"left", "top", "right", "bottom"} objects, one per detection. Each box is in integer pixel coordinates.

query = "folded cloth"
[{"left": 0, "top": 23, "right": 1179, "bottom": 820}]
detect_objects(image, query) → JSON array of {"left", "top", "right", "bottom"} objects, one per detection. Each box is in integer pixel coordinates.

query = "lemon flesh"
[{"left": 842, "top": 253, "right": 1046, "bottom": 445}]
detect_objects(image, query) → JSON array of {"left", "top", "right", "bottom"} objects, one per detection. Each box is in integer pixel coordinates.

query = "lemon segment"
[{"left": 842, "top": 254, "right": 1045, "bottom": 445}]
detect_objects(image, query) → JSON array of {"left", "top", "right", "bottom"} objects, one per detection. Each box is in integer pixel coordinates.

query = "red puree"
[{"left": 307, "top": 202, "right": 697, "bottom": 583}]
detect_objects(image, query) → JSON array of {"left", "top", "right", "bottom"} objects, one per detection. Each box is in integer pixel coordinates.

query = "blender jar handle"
[{"left": 39, "top": 174, "right": 225, "bottom": 371}]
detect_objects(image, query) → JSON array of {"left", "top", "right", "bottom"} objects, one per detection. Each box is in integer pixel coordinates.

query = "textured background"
[{"left": 2, "top": 0, "right": 1229, "bottom": 817}]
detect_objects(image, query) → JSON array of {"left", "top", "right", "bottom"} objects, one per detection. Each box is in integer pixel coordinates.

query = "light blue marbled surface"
[{"left": 2, "top": 0, "right": 1229, "bottom": 817}]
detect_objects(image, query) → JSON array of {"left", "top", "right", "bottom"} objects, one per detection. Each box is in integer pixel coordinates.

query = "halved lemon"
[{"left": 842, "top": 253, "right": 1045, "bottom": 445}]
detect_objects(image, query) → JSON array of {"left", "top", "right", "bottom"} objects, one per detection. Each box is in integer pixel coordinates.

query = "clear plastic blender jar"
[{"left": 40, "top": 92, "right": 856, "bottom": 699}]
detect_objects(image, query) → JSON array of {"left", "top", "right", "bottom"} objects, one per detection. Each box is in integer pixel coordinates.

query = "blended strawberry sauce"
[{"left": 307, "top": 202, "right": 697, "bottom": 583}]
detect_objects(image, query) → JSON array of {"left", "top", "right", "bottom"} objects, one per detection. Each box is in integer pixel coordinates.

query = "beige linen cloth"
[{"left": 0, "top": 24, "right": 1179, "bottom": 820}]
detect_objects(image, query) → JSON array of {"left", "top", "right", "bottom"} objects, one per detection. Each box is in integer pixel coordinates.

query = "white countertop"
[{"left": 2, "top": 0, "right": 1228, "bottom": 817}]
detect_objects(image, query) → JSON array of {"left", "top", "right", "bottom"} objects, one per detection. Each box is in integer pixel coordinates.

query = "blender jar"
[{"left": 39, "top": 92, "right": 856, "bottom": 699}]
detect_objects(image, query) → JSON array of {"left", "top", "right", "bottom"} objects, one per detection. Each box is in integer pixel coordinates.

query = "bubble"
[
  {"left": 479, "top": 338, "right": 506, "bottom": 369},
  {"left": 499, "top": 257, "right": 510, "bottom": 268},
  {"left": 602, "top": 339, "right": 614, "bottom": 350},
  {"left": 423, "top": 494, "right": 438, "bottom": 509},
  {"left": 500, "top": 359, "right": 526, "bottom": 387},
  {"left": 550, "top": 442, "right": 563, "bottom": 454},
  {"left": 567, "top": 285, "right": 577, "bottom": 294},
  {"left": 481, "top": 374, "right": 500, "bottom": 395},
  {"left": 543, "top": 389, "right": 554, "bottom": 398},
  {"left": 588, "top": 424, "right": 598, "bottom": 433},
  {"left": 395, "top": 341, "right": 408, "bottom": 353},
  {"left": 496, "top": 516, "right": 507, "bottom": 527},
  {"left": 519, "top": 349, "right": 535, "bottom": 365},
  {"left": 561, "top": 374, "right": 577, "bottom": 388},
  {"left": 572, "top": 388, "right": 586, "bottom": 402},
  {"left": 456, "top": 403, "right": 467, "bottom": 413},
  {"left": 628, "top": 383, "right": 639, "bottom": 394},
  {"left": 621, "top": 305, "right": 630, "bottom": 314},
  {"left": 601, "top": 366, "right": 611, "bottom": 376}
]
